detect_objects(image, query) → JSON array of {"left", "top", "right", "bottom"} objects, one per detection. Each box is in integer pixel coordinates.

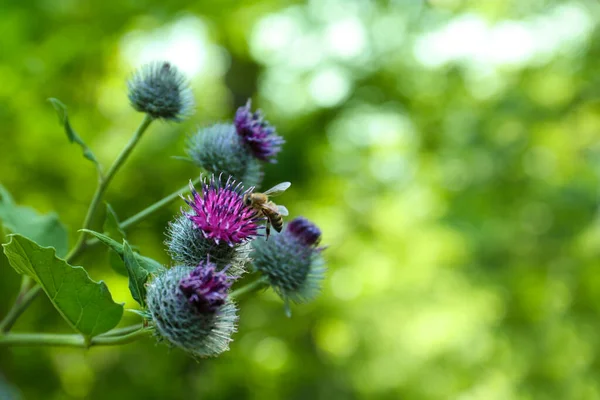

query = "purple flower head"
[
  {"left": 179, "top": 258, "right": 234, "bottom": 314},
  {"left": 287, "top": 217, "right": 322, "bottom": 247},
  {"left": 234, "top": 100, "right": 284, "bottom": 163},
  {"left": 182, "top": 175, "right": 263, "bottom": 246}
]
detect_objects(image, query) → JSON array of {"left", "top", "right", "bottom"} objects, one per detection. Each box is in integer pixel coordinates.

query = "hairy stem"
[
  {"left": 0, "top": 328, "right": 152, "bottom": 348},
  {"left": 230, "top": 276, "right": 270, "bottom": 299},
  {"left": 66, "top": 114, "right": 154, "bottom": 263}
]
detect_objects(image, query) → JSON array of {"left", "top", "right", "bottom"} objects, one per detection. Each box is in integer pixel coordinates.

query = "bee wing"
[
  {"left": 263, "top": 182, "right": 291, "bottom": 196},
  {"left": 277, "top": 205, "right": 289, "bottom": 216}
]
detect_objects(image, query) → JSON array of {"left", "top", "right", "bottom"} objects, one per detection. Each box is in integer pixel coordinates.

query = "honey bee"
[{"left": 243, "top": 182, "right": 291, "bottom": 240}]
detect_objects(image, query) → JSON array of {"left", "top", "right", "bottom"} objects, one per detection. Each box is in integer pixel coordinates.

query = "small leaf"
[
  {"left": 127, "top": 309, "right": 151, "bottom": 319},
  {"left": 48, "top": 98, "right": 102, "bottom": 172},
  {"left": 123, "top": 240, "right": 148, "bottom": 307},
  {"left": 82, "top": 229, "right": 165, "bottom": 275},
  {"left": 0, "top": 185, "right": 68, "bottom": 257},
  {"left": 103, "top": 204, "right": 127, "bottom": 276},
  {"left": 3, "top": 235, "right": 123, "bottom": 337}
]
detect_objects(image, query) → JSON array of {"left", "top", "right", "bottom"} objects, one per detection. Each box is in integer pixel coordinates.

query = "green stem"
[
  {"left": 0, "top": 115, "right": 154, "bottom": 334},
  {"left": 0, "top": 279, "right": 42, "bottom": 333},
  {"left": 83, "top": 176, "right": 202, "bottom": 248},
  {"left": 66, "top": 114, "right": 153, "bottom": 263},
  {"left": 0, "top": 328, "right": 151, "bottom": 348},
  {"left": 230, "top": 276, "right": 270, "bottom": 299},
  {"left": 97, "top": 324, "right": 144, "bottom": 337},
  {"left": 120, "top": 177, "right": 201, "bottom": 230}
]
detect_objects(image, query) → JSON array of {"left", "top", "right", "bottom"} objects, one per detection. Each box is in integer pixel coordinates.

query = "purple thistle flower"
[
  {"left": 234, "top": 100, "right": 284, "bottom": 163},
  {"left": 179, "top": 259, "right": 234, "bottom": 314},
  {"left": 287, "top": 217, "right": 322, "bottom": 246},
  {"left": 182, "top": 175, "right": 262, "bottom": 246}
]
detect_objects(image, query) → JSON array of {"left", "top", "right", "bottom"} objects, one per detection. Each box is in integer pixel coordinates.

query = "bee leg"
[{"left": 265, "top": 220, "right": 271, "bottom": 241}]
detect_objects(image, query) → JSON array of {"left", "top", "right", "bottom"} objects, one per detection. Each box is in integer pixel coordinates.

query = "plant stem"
[
  {"left": 230, "top": 276, "right": 270, "bottom": 299},
  {"left": 82, "top": 176, "right": 202, "bottom": 248},
  {"left": 66, "top": 114, "right": 153, "bottom": 263},
  {"left": 0, "top": 115, "right": 154, "bottom": 334},
  {"left": 120, "top": 177, "right": 200, "bottom": 230},
  {"left": 0, "top": 277, "right": 41, "bottom": 333},
  {"left": 97, "top": 323, "right": 144, "bottom": 337},
  {"left": 0, "top": 328, "right": 151, "bottom": 348}
]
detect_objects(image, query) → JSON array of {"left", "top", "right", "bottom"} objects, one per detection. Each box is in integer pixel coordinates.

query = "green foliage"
[
  {"left": 2, "top": 235, "right": 123, "bottom": 337},
  {"left": 48, "top": 98, "right": 101, "bottom": 173},
  {"left": 0, "top": 185, "right": 68, "bottom": 257},
  {"left": 103, "top": 204, "right": 128, "bottom": 276},
  {"left": 83, "top": 229, "right": 165, "bottom": 278},
  {"left": 1, "top": 0, "right": 600, "bottom": 398},
  {"left": 122, "top": 240, "right": 150, "bottom": 308}
]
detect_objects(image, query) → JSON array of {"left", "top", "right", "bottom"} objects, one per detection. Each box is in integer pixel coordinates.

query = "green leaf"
[
  {"left": 127, "top": 309, "right": 151, "bottom": 319},
  {"left": 108, "top": 250, "right": 127, "bottom": 276},
  {"left": 103, "top": 204, "right": 127, "bottom": 276},
  {"left": 82, "top": 229, "right": 165, "bottom": 275},
  {"left": 2, "top": 234, "right": 123, "bottom": 337},
  {"left": 48, "top": 98, "right": 102, "bottom": 172},
  {"left": 123, "top": 241, "right": 148, "bottom": 307},
  {"left": 0, "top": 185, "right": 68, "bottom": 257}
]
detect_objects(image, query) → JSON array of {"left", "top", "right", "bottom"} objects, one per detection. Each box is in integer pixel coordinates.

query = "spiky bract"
[
  {"left": 127, "top": 61, "right": 194, "bottom": 121},
  {"left": 252, "top": 217, "right": 326, "bottom": 309},
  {"left": 186, "top": 124, "right": 263, "bottom": 188},
  {"left": 165, "top": 215, "right": 249, "bottom": 276},
  {"left": 146, "top": 265, "right": 237, "bottom": 358}
]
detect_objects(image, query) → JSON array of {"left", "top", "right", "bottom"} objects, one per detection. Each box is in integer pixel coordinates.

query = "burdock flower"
[
  {"left": 166, "top": 175, "right": 263, "bottom": 275},
  {"left": 179, "top": 258, "right": 234, "bottom": 314},
  {"left": 234, "top": 100, "right": 284, "bottom": 163},
  {"left": 252, "top": 217, "right": 326, "bottom": 316},
  {"left": 127, "top": 61, "right": 194, "bottom": 121},
  {"left": 183, "top": 175, "right": 261, "bottom": 245},
  {"left": 146, "top": 264, "right": 237, "bottom": 358},
  {"left": 186, "top": 124, "right": 263, "bottom": 188}
]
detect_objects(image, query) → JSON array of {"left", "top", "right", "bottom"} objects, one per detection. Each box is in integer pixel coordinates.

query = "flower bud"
[
  {"left": 127, "top": 61, "right": 194, "bottom": 121},
  {"left": 252, "top": 217, "right": 326, "bottom": 315},
  {"left": 147, "top": 264, "right": 237, "bottom": 358},
  {"left": 186, "top": 123, "right": 263, "bottom": 188},
  {"left": 234, "top": 100, "right": 284, "bottom": 163}
]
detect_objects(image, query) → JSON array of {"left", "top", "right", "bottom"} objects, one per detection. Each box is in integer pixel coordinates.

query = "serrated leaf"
[
  {"left": 0, "top": 185, "right": 68, "bottom": 257},
  {"left": 123, "top": 240, "right": 148, "bottom": 307},
  {"left": 103, "top": 204, "right": 127, "bottom": 276},
  {"left": 82, "top": 229, "right": 165, "bottom": 275},
  {"left": 48, "top": 98, "right": 101, "bottom": 170},
  {"left": 2, "top": 235, "right": 123, "bottom": 337}
]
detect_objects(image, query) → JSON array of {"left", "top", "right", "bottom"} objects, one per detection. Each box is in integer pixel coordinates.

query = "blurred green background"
[{"left": 1, "top": 0, "right": 600, "bottom": 398}]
